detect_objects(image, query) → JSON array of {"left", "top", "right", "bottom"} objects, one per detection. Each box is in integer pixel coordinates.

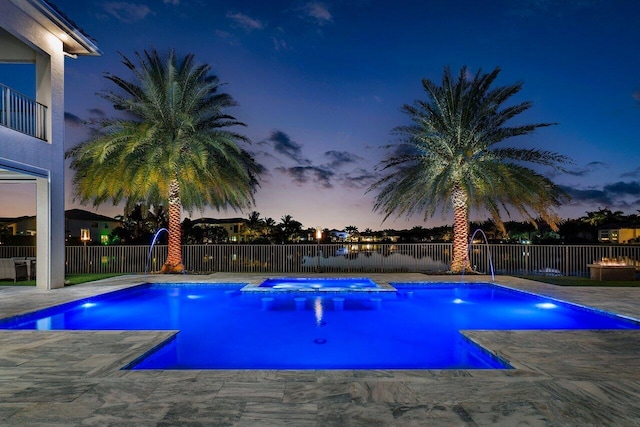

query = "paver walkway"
[{"left": 0, "top": 274, "right": 638, "bottom": 426}]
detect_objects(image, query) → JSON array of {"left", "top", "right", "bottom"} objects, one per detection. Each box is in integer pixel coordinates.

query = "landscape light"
[{"left": 80, "top": 228, "right": 90, "bottom": 244}]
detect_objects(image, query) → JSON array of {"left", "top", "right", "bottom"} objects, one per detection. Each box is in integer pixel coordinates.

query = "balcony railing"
[{"left": 0, "top": 83, "right": 47, "bottom": 140}]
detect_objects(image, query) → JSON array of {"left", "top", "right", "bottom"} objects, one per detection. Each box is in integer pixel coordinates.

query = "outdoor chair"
[{"left": 0, "top": 258, "right": 28, "bottom": 282}]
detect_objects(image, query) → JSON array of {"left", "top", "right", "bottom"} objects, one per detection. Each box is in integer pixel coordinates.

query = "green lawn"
[
  {"left": 0, "top": 273, "right": 124, "bottom": 287},
  {"left": 517, "top": 275, "right": 640, "bottom": 287}
]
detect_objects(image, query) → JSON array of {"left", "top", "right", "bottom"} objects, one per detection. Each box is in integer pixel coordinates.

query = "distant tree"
[
  {"left": 344, "top": 225, "right": 359, "bottom": 241},
  {"left": 66, "top": 48, "right": 262, "bottom": 272},
  {"left": 557, "top": 218, "right": 590, "bottom": 243},
  {"left": 181, "top": 218, "right": 203, "bottom": 244},
  {"left": 261, "top": 217, "right": 277, "bottom": 242},
  {"left": 111, "top": 204, "right": 166, "bottom": 244},
  {"left": 469, "top": 220, "right": 501, "bottom": 241},
  {"left": 581, "top": 208, "right": 625, "bottom": 227},
  {"left": 277, "top": 215, "right": 303, "bottom": 243},
  {"left": 0, "top": 225, "right": 12, "bottom": 245},
  {"left": 369, "top": 66, "right": 570, "bottom": 272},
  {"left": 503, "top": 220, "right": 537, "bottom": 243},
  {"left": 246, "top": 211, "right": 265, "bottom": 241},
  {"left": 203, "top": 226, "right": 228, "bottom": 243}
]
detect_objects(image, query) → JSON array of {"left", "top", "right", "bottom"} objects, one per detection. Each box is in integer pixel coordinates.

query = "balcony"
[{"left": 0, "top": 82, "right": 47, "bottom": 140}]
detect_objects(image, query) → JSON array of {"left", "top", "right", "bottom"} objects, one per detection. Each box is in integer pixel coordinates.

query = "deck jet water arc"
[
  {"left": 145, "top": 228, "right": 169, "bottom": 274},
  {"left": 463, "top": 228, "right": 495, "bottom": 282}
]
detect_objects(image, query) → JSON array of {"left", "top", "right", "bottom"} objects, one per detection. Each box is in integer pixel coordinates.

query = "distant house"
[
  {"left": 598, "top": 224, "right": 640, "bottom": 244},
  {"left": 5, "top": 209, "right": 120, "bottom": 245},
  {"left": 192, "top": 218, "right": 251, "bottom": 242},
  {"left": 3, "top": 215, "right": 36, "bottom": 236},
  {"left": 360, "top": 231, "right": 400, "bottom": 243},
  {"left": 329, "top": 230, "right": 349, "bottom": 242},
  {"left": 64, "top": 209, "right": 121, "bottom": 245},
  {"left": 0, "top": 0, "right": 100, "bottom": 289}
]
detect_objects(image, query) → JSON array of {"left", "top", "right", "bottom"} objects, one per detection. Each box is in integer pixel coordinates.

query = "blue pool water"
[{"left": 0, "top": 282, "right": 637, "bottom": 370}]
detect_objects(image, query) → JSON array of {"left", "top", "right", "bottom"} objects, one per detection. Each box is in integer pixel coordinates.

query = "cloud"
[
  {"left": 103, "top": 2, "right": 153, "bottom": 23},
  {"left": 264, "top": 130, "right": 310, "bottom": 165},
  {"left": 324, "top": 150, "right": 361, "bottom": 169},
  {"left": 64, "top": 112, "right": 85, "bottom": 127},
  {"left": 301, "top": 1, "right": 333, "bottom": 25},
  {"left": 258, "top": 129, "right": 378, "bottom": 191},
  {"left": 276, "top": 166, "right": 334, "bottom": 188},
  {"left": 565, "top": 161, "right": 609, "bottom": 177},
  {"left": 559, "top": 180, "right": 640, "bottom": 209},
  {"left": 621, "top": 167, "right": 640, "bottom": 179},
  {"left": 226, "top": 12, "right": 264, "bottom": 31},
  {"left": 545, "top": 161, "right": 608, "bottom": 179},
  {"left": 163, "top": 0, "right": 179, "bottom": 4},
  {"left": 339, "top": 168, "right": 379, "bottom": 189},
  {"left": 559, "top": 185, "right": 613, "bottom": 206},
  {"left": 271, "top": 37, "right": 288, "bottom": 51},
  {"left": 633, "top": 90, "right": 640, "bottom": 101},
  {"left": 603, "top": 181, "right": 640, "bottom": 196}
]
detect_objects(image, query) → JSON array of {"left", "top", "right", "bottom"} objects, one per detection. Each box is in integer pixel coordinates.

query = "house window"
[
  {"left": 90, "top": 222, "right": 98, "bottom": 228},
  {"left": 599, "top": 230, "right": 619, "bottom": 243},
  {"left": 104, "top": 223, "right": 109, "bottom": 228},
  {"left": 611, "top": 230, "right": 619, "bottom": 243}
]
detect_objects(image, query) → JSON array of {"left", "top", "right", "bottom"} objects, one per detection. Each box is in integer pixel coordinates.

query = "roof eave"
[{"left": 18, "top": 0, "right": 102, "bottom": 56}]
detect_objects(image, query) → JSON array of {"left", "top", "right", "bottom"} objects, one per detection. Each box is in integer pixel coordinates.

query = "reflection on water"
[{"left": 314, "top": 297, "right": 324, "bottom": 326}]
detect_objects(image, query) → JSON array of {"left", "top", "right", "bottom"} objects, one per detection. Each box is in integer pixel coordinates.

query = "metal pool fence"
[{"left": 2, "top": 244, "right": 640, "bottom": 276}]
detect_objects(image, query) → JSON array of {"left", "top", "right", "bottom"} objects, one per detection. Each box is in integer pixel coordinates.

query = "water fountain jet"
[
  {"left": 462, "top": 228, "right": 495, "bottom": 282},
  {"left": 145, "top": 228, "right": 169, "bottom": 275}
]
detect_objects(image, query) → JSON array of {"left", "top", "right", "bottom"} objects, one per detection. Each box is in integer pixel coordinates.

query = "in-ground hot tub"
[{"left": 241, "top": 277, "right": 394, "bottom": 292}]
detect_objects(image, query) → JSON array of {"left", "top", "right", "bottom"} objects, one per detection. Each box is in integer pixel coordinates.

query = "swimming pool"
[{"left": 0, "top": 282, "right": 637, "bottom": 370}]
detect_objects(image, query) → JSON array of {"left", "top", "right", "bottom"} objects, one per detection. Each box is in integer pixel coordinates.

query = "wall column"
[{"left": 35, "top": 175, "right": 64, "bottom": 289}]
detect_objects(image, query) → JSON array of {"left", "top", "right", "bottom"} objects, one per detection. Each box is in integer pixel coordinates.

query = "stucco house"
[
  {"left": 598, "top": 224, "right": 640, "bottom": 244},
  {"left": 0, "top": 0, "right": 100, "bottom": 289},
  {"left": 191, "top": 218, "right": 252, "bottom": 243}
]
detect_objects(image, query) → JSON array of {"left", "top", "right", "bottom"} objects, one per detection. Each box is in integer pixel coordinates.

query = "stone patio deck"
[{"left": 0, "top": 274, "right": 639, "bottom": 426}]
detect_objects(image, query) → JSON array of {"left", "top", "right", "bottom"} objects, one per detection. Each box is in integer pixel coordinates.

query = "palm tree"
[
  {"left": 278, "top": 215, "right": 303, "bottom": 243},
  {"left": 246, "top": 211, "right": 265, "bottom": 241},
  {"left": 66, "top": 48, "right": 262, "bottom": 272},
  {"left": 582, "top": 208, "right": 625, "bottom": 227},
  {"left": 112, "top": 204, "right": 166, "bottom": 244},
  {"left": 368, "top": 66, "right": 569, "bottom": 273},
  {"left": 344, "top": 225, "right": 359, "bottom": 241}
]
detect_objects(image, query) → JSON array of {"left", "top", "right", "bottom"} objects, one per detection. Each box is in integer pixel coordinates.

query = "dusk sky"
[{"left": 1, "top": 0, "right": 639, "bottom": 231}]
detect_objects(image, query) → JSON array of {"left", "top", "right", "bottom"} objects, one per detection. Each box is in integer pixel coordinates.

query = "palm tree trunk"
[
  {"left": 162, "top": 178, "right": 185, "bottom": 273},
  {"left": 450, "top": 185, "right": 469, "bottom": 273}
]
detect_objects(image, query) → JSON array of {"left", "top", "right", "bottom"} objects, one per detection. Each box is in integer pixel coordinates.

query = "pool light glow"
[{"left": 536, "top": 302, "right": 557, "bottom": 309}]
